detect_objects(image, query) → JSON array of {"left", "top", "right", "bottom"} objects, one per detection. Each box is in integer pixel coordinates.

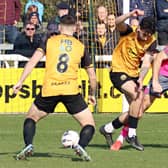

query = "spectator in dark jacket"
[
  {"left": 156, "top": 0, "right": 168, "bottom": 49},
  {"left": 0, "top": 0, "right": 21, "bottom": 43},
  {"left": 47, "top": 1, "right": 69, "bottom": 35},
  {"left": 130, "top": 0, "right": 155, "bottom": 17},
  {"left": 129, "top": 0, "right": 155, "bottom": 26},
  {"left": 12, "top": 22, "right": 44, "bottom": 68}
]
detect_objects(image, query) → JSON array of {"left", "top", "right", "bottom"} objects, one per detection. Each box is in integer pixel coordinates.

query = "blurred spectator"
[
  {"left": 69, "top": 0, "right": 77, "bottom": 17},
  {"left": 96, "top": 5, "right": 108, "bottom": 24},
  {"left": 25, "top": 0, "right": 44, "bottom": 22},
  {"left": 12, "top": 21, "right": 44, "bottom": 68},
  {"left": 74, "top": 19, "right": 87, "bottom": 41},
  {"left": 47, "top": 1, "right": 69, "bottom": 35},
  {"left": 28, "top": 12, "right": 43, "bottom": 36},
  {"left": 22, "top": 4, "right": 38, "bottom": 24},
  {"left": 0, "top": 0, "right": 21, "bottom": 44},
  {"left": 130, "top": 0, "right": 155, "bottom": 22},
  {"left": 130, "top": 18, "right": 140, "bottom": 31},
  {"left": 130, "top": 17, "right": 139, "bottom": 26},
  {"left": 156, "top": 0, "right": 168, "bottom": 50},
  {"left": 94, "top": 22, "right": 116, "bottom": 68},
  {"left": 115, "top": 0, "right": 123, "bottom": 15},
  {"left": 74, "top": 19, "right": 89, "bottom": 50},
  {"left": 107, "top": 13, "right": 119, "bottom": 49},
  {"left": 95, "top": 22, "right": 107, "bottom": 54},
  {"left": 130, "top": 0, "right": 144, "bottom": 12},
  {"left": 87, "top": 5, "right": 108, "bottom": 58},
  {"left": 69, "top": 0, "right": 88, "bottom": 21},
  {"left": 95, "top": 22, "right": 116, "bottom": 55},
  {"left": 107, "top": 14, "right": 116, "bottom": 33}
]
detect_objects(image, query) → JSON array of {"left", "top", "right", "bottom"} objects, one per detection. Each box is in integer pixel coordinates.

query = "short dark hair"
[
  {"left": 23, "top": 21, "right": 35, "bottom": 28},
  {"left": 60, "top": 15, "right": 76, "bottom": 25},
  {"left": 139, "top": 16, "right": 156, "bottom": 35},
  {"left": 56, "top": 2, "right": 69, "bottom": 9}
]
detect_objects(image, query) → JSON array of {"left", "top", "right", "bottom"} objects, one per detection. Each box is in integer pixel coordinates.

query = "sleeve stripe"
[
  {"left": 37, "top": 48, "right": 45, "bottom": 54},
  {"left": 85, "top": 64, "right": 94, "bottom": 68}
]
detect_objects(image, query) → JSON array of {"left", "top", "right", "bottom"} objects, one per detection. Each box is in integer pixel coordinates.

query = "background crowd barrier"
[{"left": 0, "top": 54, "right": 45, "bottom": 68}]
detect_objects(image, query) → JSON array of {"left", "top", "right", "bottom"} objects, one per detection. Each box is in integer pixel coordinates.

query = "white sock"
[
  {"left": 117, "top": 135, "right": 124, "bottom": 143},
  {"left": 128, "top": 128, "right": 136, "bottom": 137},
  {"left": 104, "top": 122, "right": 115, "bottom": 133}
]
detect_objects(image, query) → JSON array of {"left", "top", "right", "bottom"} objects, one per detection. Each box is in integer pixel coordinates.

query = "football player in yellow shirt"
[
  {"left": 99, "top": 9, "right": 156, "bottom": 151},
  {"left": 13, "top": 15, "right": 97, "bottom": 161}
]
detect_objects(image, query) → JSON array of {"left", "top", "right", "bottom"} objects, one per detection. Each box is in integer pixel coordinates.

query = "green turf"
[{"left": 0, "top": 113, "right": 168, "bottom": 168}]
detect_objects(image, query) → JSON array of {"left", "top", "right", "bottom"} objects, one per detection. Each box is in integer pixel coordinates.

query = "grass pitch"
[{"left": 0, "top": 113, "right": 168, "bottom": 168}]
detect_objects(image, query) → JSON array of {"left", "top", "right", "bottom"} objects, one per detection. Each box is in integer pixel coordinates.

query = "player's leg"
[
  {"left": 24, "top": 103, "right": 48, "bottom": 145},
  {"left": 111, "top": 91, "right": 157, "bottom": 151},
  {"left": 99, "top": 111, "right": 128, "bottom": 148},
  {"left": 121, "top": 79, "right": 145, "bottom": 151},
  {"left": 16, "top": 94, "right": 57, "bottom": 160},
  {"left": 110, "top": 124, "right": 129, "bottom": 151},
  {"left": 99, "top": 79, "right": 144, "bottom": 151},
  {"left": 110, "top": 94, "right": 130, "bottom": 150},
  {"left": 64, "top": 94, "right": 95, "bottom": 161},
  {"left": 110, "top": 95, "right": 150, "bottom": 151},
  {"left": 73, "top": 107, "right": 95, "bottom": 147},
  {"left": 73, "top": 108, "right": 95, "bottom": 161},
  {"left": 16, "top": 103, "right": 48, "bottom": 160},
  {"left": 99, "top": 73, "right": 131, "bottom": 148}
]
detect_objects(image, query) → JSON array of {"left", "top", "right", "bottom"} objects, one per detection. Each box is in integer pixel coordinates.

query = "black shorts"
[
  {"left": 109, "top": 71, "right": 139, "bottom": 93},
  {"left": 34, "top": 93, "right": 88, "bottom": 115}
]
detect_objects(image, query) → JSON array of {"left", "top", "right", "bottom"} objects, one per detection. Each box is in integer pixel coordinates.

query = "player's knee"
[
  {"left": 26, "top": 104, "right": 47, "bottom": 122},
  {"left": 80, "top": 125, "right": 95, "bottom": 138},
  {"left": 26, "top": 111, "right": 44, "bottom": 122},
  {"left": 129, "top": 92, "right": 138, "bottom": 100}
]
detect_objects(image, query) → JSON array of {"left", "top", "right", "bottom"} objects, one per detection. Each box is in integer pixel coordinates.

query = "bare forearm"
[
  {"left": 116, "top": 9, "right": 143, "bottom": 31},
  {"left": 19, "top": 61, "right": 36, "bottom": 83},
  {"left": 86, "top": 67, "right": 97, "bottom": 96},
  {"left": 139, "top": 66, "right": 149, "bottom": 81},
  {"left": 89, "top": 77, "right": 97, "bottom": 96},
  {"left": 115, "top": 12, "right": 131, "bottom": 25},
  {"left": 19, "top": 50, "right": 44, "bottom": 83},
  {"left": 139, "top": 52, "right": 154, "bottom": 81},
  {"left": 152, "top": 55, "right": 162, "bottom": 83}
]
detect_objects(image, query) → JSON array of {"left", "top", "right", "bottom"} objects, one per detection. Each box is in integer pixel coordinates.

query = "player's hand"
[
  {"left": 88, "top": 95, "right": 96, "bottom": 106},
  {"left": 13, "top": 20, "right": 17, "bottom": 26},
  {"left": 131, "top": 9, "right": 144, "bottom": 17},
  {"left": 13, "top": 81, "right": 22, "bottom": 95}
]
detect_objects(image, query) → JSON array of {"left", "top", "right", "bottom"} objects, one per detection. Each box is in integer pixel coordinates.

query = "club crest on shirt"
[{"left": 120, "top": 74, "right": 127, "bottom": 81}]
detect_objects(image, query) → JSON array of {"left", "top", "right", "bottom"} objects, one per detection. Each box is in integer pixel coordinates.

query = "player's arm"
[
  {"left": 138, "top": 52, "right": 155, "bottom": 90},
  {"left": 86, "top": 66, "right": 97, "bottom": 106},
  {"left": 152, "top": 48, "right": 168, "bottom": 93},
  {"left": 81, "top": 49, "right": 97, "bottom": 105},
  {"left": 13, "top": 49, "right": 44, "bottom": 94},
  {"left": 115, "top": 9, "right": 144, "bottom": 32},
  {"left": 138, "top": 41, "right": 157, "bottom": 89},
  {"left": 86, "top": 66, "right": 96, "bottom": 95},
  {"left": 138, "top": 52, "right": 153, "bottom": 85}
]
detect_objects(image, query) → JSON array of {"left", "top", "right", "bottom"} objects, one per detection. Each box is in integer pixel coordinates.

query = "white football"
[{"left": 61, "top": 130, "right": 80, "bottom": 148}]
